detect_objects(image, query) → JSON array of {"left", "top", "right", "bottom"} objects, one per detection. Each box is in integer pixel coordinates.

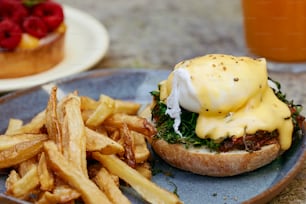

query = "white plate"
[{"left": 0, "top": 5, "right": 109, "bottom": 93}]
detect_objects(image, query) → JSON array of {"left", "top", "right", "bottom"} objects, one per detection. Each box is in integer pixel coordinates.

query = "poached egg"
[{"left": 159, "top": 54, "right": 293, "bottom": 150}]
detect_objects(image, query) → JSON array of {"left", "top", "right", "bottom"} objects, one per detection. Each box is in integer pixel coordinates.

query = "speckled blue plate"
[{"left": 0, "top": 69, "right": 305, "bottom": 204}]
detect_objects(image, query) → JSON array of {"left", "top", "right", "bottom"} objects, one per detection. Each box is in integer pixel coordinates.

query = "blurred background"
[
  {"left": 57, "top": 0, "right": 306, "bottom": 109},
  {"left": 58, "top": 0, "right": 245, "bottom": 69}
]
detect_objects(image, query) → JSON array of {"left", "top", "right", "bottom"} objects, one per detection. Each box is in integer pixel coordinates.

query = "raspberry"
[
  {"left": 0, "top": 19, "right": 22, "bottom": 50},
  {"left": 0, "top": 0, "right": 28, "bottom": 25},
  {"left": 23, "top": 16, "right": 48, "bottom": 39},
  {"left": 32, "top": 1, "right": 64, "bottom": 32}
]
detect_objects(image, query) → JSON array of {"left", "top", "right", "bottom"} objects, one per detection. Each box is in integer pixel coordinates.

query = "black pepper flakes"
[{"left": 233, "top": 77, "right": 239, "bottom": 82}]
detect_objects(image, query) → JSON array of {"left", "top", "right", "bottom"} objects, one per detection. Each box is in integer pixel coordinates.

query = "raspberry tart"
[{"left": 0, "top": 0, "right": 66, "bottom": 78}]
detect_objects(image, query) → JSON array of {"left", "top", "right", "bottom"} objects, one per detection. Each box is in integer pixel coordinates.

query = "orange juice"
[{"left": 242, "top": 0, "right": 306, "bottom": 62}]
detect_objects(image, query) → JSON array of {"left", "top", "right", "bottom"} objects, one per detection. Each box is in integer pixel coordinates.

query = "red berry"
[
  {"left": 0, "top": 0, "right": 28, "bottom": 25},
  {"left": 23, "top": 16, "right": 48, "bottom": 38},
  {"left": 0, "top": 19, "right": 22, "bottom": 50},
  {"left": 32, "top": 1, "right": 64, "bottom": 32}
]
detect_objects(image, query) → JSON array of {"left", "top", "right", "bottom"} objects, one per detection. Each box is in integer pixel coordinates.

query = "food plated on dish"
[
  {"left": 0, "top": 0, "right": 66, "bottom": 78},
  {"left": 0, "top": 86, "right": 182, "bottom": 204},
  {"left": 0, "top": 4, "right": 109, "bottom": 93},
  {"left": 0, "top": 55, "right": 304, "bottom": 203},
  {"left": 149, "top": 54, "right": 305, "bottom": 177}
]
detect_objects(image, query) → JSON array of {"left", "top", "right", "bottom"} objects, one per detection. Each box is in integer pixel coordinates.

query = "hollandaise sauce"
[{"left": 160, "top": 54, "right": 294, "bottom": 150}]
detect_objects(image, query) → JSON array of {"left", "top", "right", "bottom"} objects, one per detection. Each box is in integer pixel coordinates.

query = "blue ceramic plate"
[{"left": 0, "top": 69, "right": 305, "bottom": 204}]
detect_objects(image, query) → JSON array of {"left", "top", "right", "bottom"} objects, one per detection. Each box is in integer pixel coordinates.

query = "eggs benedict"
[{"left": 150, "top": 54, "right": 305, "bottom": 177}]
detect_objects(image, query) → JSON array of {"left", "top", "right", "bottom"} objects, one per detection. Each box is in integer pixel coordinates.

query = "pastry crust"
[
  {"left": 0, "top": 32, "right": 65, "bottom": 78},
  {"left": 151, "top": 139, "right": 281, "bottom": 177}
]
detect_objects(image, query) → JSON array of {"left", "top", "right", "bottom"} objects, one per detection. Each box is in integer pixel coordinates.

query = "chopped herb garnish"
[{"left": 166, "top": 178, "right": 179, "bottom": 196}]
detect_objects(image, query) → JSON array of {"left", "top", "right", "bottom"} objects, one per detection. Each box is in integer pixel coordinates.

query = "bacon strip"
[{"left": 219, "top": 130, "right": 279, "bottom": 152}]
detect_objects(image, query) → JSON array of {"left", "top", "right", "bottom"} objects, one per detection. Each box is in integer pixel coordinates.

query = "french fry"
[
  {"left": 120, "top": 124, "right": 136, "bottom": 168},
  {"left": 0, "top": 135, "right": 47, "bottom": 169},
  {"left": 44, "top": 90, "right": 82, "bottom": 203},
  {"left": 35, "top": 188, "right": 80, "bottom": 204},
  {"left": 133, "top": 131, "right": 150, "bottom": 163},
  {"left": 82, "top": 94, "right": 141, "bottom": 115},
  {"left": 99, "top": 94, "right": 140, "bottom": 115},
  {"left": 6, "top": 163, "right": 40, "bottom": 199},
  {"left": 5, "top": 170, "right": 20, "bottom": 192},
  {"left": 135, "top": 162, "right": 152, "bottom": 180},
  {"left": 104, "top": 113, "right": 156, "bottom": 138},
  {"left": 9, "top": 110, "right": 46, "bottom": 135},
  {"left": 43, "top": 141, "right": 112, "bottom": 204},
  {"left": 93, "top": 167, "right": 131, "bottom": 204},
  {"left": 18, "top": 157, "right": 37, "bottom": 177},
  {"left": 80, "top": 96, "right": 99, "bottom": 122},
  {"left": 92, "top": 153, "right": 182, "bottom": 204},
  {"left": 81, "top": 110, "right": 94, "bottom": 122},
  {"left": 4, "top": 118, "right": 23, "bottom": 135},
  {"left": 52, "top": 184, "right": 80, "bottom": 203},
  {"left": 36, "top": 183, "right": 80, "bottom": 204},
  {"left": 114, "top": 100, "right": 140, "bottom": 115},
  {"left": 61, "top": 94, "right": 87, "bottom": 176},
  {"left": 0, "top": 133, "right": 47, "bottom": 151},
  {"left": 82, "top": 95, "right": 140, "bottom": 122},
  {"left": 85, "top": 127, "right": 124, "bottom": 154},
  {"left": 37, "top": 152, "right": 54, "bottom": 191},
  {"left": 108, "top": 129, "right": 125, "bottom": 158},
  {"left": 108, "top": 128, "right": 121, "bottom": 141},
  {"left": 137, "top": 103, "right": 153, "bottom": 121},
  {"left": 36, "top": 191, "right": 58, "bottom": 204},
  {"left": 45, "top": 86, "right": 62, "bottom": 152},
  {"left": 80, "top": 96, "right": 99, "bottom": 110},
  {"left": 88, "top": 164, "right": 120, "bottom": 187},
  {"left": 2, "top": 87, "right": 178, "bottom": 204},
  {"left": 86, "top": 95, "right": 115, "bottom": 127}
]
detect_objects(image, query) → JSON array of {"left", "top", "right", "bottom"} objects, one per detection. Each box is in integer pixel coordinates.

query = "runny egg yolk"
[{"left": 159, "top": 54, "right": 293, "bottom": 150}]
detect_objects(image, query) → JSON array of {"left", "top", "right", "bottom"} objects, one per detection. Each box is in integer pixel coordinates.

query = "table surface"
[{"left": 61, "top": 0, "right": 305, "bottom": 203}]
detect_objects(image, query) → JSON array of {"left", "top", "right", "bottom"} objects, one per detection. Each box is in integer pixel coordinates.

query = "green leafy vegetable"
[
  {"left": 150, "top": 91, "right": 220, "bottom": 151},
  {"left": 268, "top": 77, "right": 304, "bottom": 138},
  {"left": 151, "top": 78, "right": 304, "bottom": 150}
]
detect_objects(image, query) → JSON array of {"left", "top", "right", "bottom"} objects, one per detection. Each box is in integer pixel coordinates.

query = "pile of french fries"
[{"left": 0, "top": 86, "right": 182, "bottom": 204}]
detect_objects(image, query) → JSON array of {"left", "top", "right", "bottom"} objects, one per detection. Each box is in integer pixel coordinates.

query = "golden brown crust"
[
  {"left": 151, "top": 139, "right": 281, "bottom": 177},
  {"left": 0, "top": 32, "right": 65, "bottom": 79}
]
